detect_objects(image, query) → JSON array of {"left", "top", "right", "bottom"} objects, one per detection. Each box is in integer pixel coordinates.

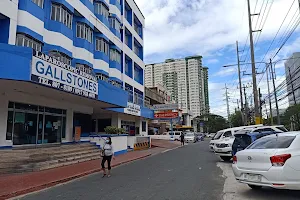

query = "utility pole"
[
  {"left": 247, "top": 0, "right": 260, "bottom": 124},
  {"left": 266, "top": 62, "right": 273, "bottom": 125},
  {"left": 289, "top": 67, "right": 297, "bottom": 105},
  {"left": 288, "top": 66, "right": 300, "bottom": 129},
  {"left": 225, "top": 84, "right": 231, "bottom": 126},
  {"left": 270, "top": 59, "right": 280, "bottom": 124},
  {"left": 258, "top": 88, "right": 263, "bottom": 123},
  {"left": 243, "top": 85, "right": 249, "bottom": 125},
  {"left": 236, "top": 41, "right": 244, "bottom": 124}
]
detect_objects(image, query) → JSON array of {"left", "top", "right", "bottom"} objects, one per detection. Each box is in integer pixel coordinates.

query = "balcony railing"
[{"left": 145, "top": 87, "right": 164, "bottom": 104}]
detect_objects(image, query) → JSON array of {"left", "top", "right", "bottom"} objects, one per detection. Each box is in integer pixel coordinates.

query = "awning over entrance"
[{"left": 0, "top": 80, "right": 120, "bottom": 109}]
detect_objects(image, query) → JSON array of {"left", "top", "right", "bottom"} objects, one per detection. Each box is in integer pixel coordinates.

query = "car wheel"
[
  {"left": 220, "top": 156, "right": 231, "bottom": 162},
  {"left": 248, "top": 185, "right": 262, "bottom": 190}
]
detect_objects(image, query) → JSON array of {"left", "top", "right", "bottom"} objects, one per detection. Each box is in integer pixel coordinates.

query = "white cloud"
[
  {"left": 212, "top": 67, "right": 236, "bottom": 77},
  {"left": 136, "top": 0, "right": 300, "bottom": 63},
  {"left": 206, "top": 59, "right": 219, "bottom": 64}
]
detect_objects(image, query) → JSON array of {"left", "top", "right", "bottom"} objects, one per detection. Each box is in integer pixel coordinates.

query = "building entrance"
[{"left": 6, "top": 102, "right": 66, "bottom": 145}]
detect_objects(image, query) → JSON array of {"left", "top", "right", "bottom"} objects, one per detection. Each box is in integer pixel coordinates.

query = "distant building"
[
  {"left": 285, "top": 52, "right": 300, "bottom": 105},
  {"left": 145, "top": 56, "right": 209, "bottom": 118}
]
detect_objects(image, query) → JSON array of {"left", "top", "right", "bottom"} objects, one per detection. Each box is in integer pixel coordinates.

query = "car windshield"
[
  {"left": 213, "top": 131, "right": 223, "bottom": 140},
  {"left": 235, "top": 129, "right": 251, "bottom": 135},
  {"left": 185, "top": 133, "right": 194, "bottom": 136},
  {"left": 276, "top": 126, "right": 288, "bottom": 132},
  {"left": 247, "top": 136, "right": 296, "bottom": 149}
]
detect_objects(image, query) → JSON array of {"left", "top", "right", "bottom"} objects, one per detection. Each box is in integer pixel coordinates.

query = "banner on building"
[{"left": 31, "top": 50, "right": 98, "bottom": 99}]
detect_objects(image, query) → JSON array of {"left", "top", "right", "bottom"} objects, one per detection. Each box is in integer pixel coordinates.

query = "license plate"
[
  {"left": 244, "top": 174, "right": 261, "bottom": 182},
  {"left": 216, "top": 148, "right": 222, "bottom": 152}
]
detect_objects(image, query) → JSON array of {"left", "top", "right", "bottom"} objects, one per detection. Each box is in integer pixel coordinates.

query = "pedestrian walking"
[
  {"left": 180, "top": 132, "right": 185, "bottom": 146},
  {"left": 101, "top": 137, "right": 114, "bottom": 178}
]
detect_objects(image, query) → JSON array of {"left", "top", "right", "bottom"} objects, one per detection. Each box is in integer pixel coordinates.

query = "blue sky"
[{"left": 135, "top": 0, "right": 300, "bottom": 118}]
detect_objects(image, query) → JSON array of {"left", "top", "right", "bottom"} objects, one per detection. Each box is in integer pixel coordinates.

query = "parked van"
[{"left": 163, "top": 131, "right": 182, "bottom": 141}]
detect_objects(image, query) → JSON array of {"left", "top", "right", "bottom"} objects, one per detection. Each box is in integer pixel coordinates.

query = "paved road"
[{"left": 21, "top": 141, "right": 225, "bottom": 200}]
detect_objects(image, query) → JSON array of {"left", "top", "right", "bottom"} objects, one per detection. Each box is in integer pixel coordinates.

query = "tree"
[
  {"left": 229, "top": 111, "right": 244, "bottom": 127},
  {"left": 194, "top": 114, "right": 229, "bottom": 133},
  {"left": 281, "top": 104, "right": 300, "bottom": 131}
]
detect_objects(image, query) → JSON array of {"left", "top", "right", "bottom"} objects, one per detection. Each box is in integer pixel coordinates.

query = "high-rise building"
[
  {"left": 145, "top": 56, "right": 209, "bottom": 118},
  {"left": 285, "top": 52, "right": 300, "bottom": 106}
]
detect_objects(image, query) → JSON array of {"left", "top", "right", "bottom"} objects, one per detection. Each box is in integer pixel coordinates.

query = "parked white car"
[
  {"left": 184, "top": 132, "right": 197, "bottom": 143},
  {"left": 214, "top": 125, "right": 288, "bottom": 161},
  {"left": 232, "top": 132, "right": 300, "bottom": 190}
]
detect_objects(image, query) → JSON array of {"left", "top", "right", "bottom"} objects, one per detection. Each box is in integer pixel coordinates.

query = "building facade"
[
  {"left": 0, "top": 0, "right": 153, "bottom": 148},
  {"left": 145, "top": 56, "right": 209, "bottom": 118},
  {"left": 285, "top": 52, "right": 300, "bottom": 106}
]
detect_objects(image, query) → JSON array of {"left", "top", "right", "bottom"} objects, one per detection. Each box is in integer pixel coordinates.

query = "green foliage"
[
  {"left": 282, "top": 104, "right": 300, "bottom": 131},
  {"left": 194, "top": 114, "right": 229, "bottom": 133},
  {"left": 229, "top": 111, "right": 244, "bottom": 127},
  {"left": 104, "top": 126, "right": 127, "bottom": 134}
]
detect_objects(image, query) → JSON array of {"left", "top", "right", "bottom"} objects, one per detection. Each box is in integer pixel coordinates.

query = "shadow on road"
[{"left": 240, "top": 187, "right": 300, "bottom": 199}]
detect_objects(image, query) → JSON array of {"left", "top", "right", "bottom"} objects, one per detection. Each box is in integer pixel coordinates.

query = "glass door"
[
  {"left": 13, "top": 112, "right": 37, "bottom": 145},
  {"left": 44, "top": 115, "right": 62, "bottom": 144}
]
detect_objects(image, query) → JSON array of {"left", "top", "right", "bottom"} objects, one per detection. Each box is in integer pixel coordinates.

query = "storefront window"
[
  {"left": 121, "top": 120, "right": 135, "bottom": 136},
  {"left": 6, "top": 111, "right": 13, "bottom": 140},
  {"left": 7, "top": 102, "right": 66, "bottom": 145}
]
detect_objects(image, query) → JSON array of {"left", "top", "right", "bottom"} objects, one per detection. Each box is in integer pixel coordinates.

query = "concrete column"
[
  {"left": 111, "top": 113, "right": 121, "bottom": 128},
  {"left": 63, "top": 108, "right": 73, "bottom": 143},
  {"left": 0, "top": 93, "right": 10, "bottom": 147}
]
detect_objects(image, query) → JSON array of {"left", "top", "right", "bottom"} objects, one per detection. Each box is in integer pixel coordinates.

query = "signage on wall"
[
  {"left": 124, "top": 102, "right": 141, "bottom": 116},
  {"left": 154, "top": 112, "right": 178, "bottom": 119},
  {"left": 152, "top": 104, "right": 179, "bottom": 111},
  {"left": 31, "top": 50, "right": 98, "bottom": 99}
]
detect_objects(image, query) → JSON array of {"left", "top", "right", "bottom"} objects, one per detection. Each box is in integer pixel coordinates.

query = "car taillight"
[
  {"left": 233, "top": 155, "right": 237, "bottom": 164},
  {"left": 270, "top": 154, "right": 291, "bottom": 167}
]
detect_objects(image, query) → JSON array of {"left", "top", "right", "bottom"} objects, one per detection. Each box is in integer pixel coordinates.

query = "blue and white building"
[{"left": 0, "top": 0, "right": 152, "bottom": 148}]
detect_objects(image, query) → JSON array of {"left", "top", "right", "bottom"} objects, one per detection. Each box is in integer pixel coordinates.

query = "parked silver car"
[{"left": 184, "top": 132, "right": 197, "bottom": 143}]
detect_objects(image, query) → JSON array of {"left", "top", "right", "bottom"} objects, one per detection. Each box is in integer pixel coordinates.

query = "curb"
[{"left": 0, "top": 154, "right": 152, "bottom": 200}]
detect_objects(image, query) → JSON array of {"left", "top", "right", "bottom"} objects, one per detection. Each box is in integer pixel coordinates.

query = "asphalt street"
[{"left": 20, "top": 141, "right": 225, "bottom": 200}]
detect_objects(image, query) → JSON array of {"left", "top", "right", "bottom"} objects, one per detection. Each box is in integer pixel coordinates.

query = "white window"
[
  {"left": 95, "top": 37, "right": 109, "bottom": 55},
  {"left": 76, "top": 22, "right": 93, "bottom": 43},
  {"left": 96, "top": 73, "right": 109, "bottom": 82},
  {"left": 76, "top": 64, "right": 92, "bottom": 74},
  {"left": 109, "top": 18, "right": 121, "bottom": 32},
  {"left": 32, "top": 0, "right": 44, "bottom": 8},
  {"left": 49, "top": 51, "right": 71, "bottom": 65},
  {"left": 51, "top": 4, "right": 73, "bottom": 29},
  {"left": 110, "top": 49, "right": 121, "bottom": 64},
  {"left": 16, "top": 34, "right": 42, "bottom": 51},
  {"left": 134, "top": 22, "right": 142, "bottom": 36},
  {"left": 134, "top": 45, "right": 139, "bottom": 55},
  {"left": 95, "top": 2, "right": 109, "bottom": 19}
]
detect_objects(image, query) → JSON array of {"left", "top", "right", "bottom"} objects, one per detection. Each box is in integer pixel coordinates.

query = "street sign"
[
  {"left": 154, "top": 112, "right": 179, "bottom": 119},
  {"left": 152, "top": 104, "right": 178, "bottom": 111}
]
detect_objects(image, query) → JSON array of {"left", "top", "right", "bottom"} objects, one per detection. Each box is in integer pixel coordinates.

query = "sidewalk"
[{"left": 0, "top": 149, "right": 163, "bottom": 200}]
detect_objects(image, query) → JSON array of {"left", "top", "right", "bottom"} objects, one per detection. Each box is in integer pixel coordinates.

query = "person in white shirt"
[{"left": 101, "top": 137, "right": 114, "bottom": 177}]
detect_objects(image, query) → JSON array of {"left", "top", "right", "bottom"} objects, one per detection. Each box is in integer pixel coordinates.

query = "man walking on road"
[{"left": 180, "top": 132, "right": 185, "bottom": 146}]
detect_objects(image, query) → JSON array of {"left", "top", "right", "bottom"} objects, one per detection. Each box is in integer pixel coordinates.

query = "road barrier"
[{"left": 134, "top": 141, "right": 150, "bottom": 150}]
